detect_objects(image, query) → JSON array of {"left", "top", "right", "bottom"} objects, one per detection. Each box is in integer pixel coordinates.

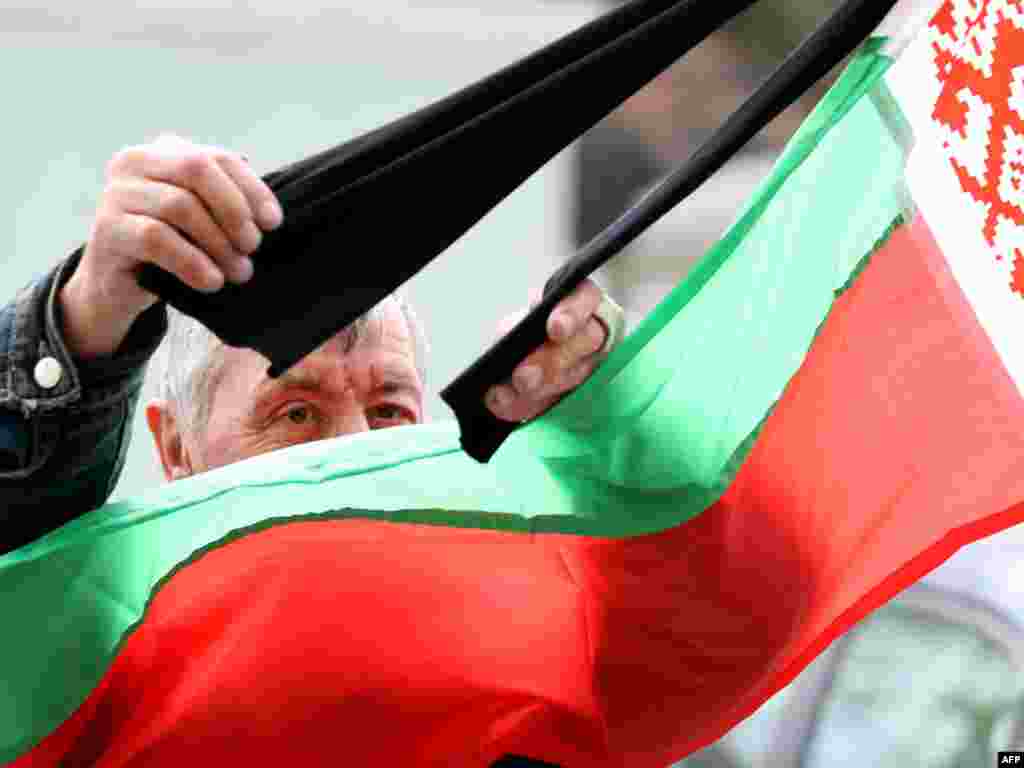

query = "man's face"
[{"left": 191, "top": 298, "right": 424, "bottom": 473}]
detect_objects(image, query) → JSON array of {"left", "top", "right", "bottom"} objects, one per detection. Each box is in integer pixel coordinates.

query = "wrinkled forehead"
[
  {"left": 214, "top": 296, "right": 412, "bottom": 381},
  {"left": 321, "top": 296, "right": 408, "bottom": 359}
]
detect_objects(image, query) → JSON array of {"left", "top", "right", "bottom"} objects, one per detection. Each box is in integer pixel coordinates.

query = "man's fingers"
[
  {"left": 487, "top": 384, "right": 518, "bottom": 414},
  {"left": 166, "top": 152, "right": 262, "bottom": 256},
  {"left": 120, "top": 214, "right": 225, "bottom": 294},
  {"left": 215, "top": 151, "right": 283, "bottom": 231},
  {"left": 492, "top": 315, "right": 606, "bottom": 418},
  {"left": 484, "top": 278, "right": 615, "bottom": 422},
  {"left": 486, "top": 358, "right": 594, "bottom": 423},
  {"left": 486, "top": 382, "right": 558, "bottom": 423},
  {"left": 494, "top": 279, "right": 603, "bottom": 345},
  {"left": 560, "top": 315, "right": 607, "bottom": 366},
  {"left": 111, "top": 178, "right": 253, "bottom": 284},
  {"left": 547, "top": 278, "right": 604, "bottom": 342},
  {"left": 114, "top": 143, "right": 263, "bottom": 257},
  {"left": 516, "top": 316, "right": 607, "bottom": 390}
]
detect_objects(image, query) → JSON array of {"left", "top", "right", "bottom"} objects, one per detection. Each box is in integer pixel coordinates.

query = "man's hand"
[
  {"left": 60, "top": 134, "right": 283, "bottom": 360},
  {"left": 485, "top": 279, "right": 622, "bottom": 423}
]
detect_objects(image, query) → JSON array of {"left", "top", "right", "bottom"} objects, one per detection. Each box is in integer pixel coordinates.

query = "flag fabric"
[{"left": 6, "top": 0, "right": 1024, "bottom": 765}]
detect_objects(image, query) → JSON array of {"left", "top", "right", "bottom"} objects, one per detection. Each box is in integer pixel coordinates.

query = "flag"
[{"left": 5, "top": 0, "right": 1024, "bottom": 765}]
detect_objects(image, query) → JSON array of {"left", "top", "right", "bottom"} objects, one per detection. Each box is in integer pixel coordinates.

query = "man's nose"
[
  {"left": 331, "top": 406, "right": 370, "bottom": 437},
  {"left": 315, "top": 363, "right": 371, "bottom": 437}
]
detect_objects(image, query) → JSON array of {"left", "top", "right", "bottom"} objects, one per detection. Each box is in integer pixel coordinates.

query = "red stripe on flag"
[
  {"left": 597, "top": 212, "right": 1024, "bottom": 764},
  {"left": 17, "top": 215, "right": 1024, "bottom": 767}
]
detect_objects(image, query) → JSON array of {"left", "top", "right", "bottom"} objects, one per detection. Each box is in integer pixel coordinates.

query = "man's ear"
[{"left": 145, "top": 400, "right": 195, "bottom": 482}]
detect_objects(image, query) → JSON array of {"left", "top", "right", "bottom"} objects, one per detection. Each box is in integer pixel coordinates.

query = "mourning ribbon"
[{"left": 137, "top": 0, "right": 900, "bottom": 462}]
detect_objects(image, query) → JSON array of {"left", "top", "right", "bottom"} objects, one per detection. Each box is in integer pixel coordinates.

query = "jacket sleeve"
[{"left": 0, "top": 247, "right": 168, "bottom": 553}]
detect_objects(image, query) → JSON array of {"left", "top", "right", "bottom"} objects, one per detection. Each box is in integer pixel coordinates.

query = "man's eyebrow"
[
  {"left": 251, "top": 366, "right": 420, "bottom": 400},
  {"left": 252, "top": 369, "right": 323, "bottom": 401},
  {"left": 373, "top": 367, "right": 422, "bottom": 397}
]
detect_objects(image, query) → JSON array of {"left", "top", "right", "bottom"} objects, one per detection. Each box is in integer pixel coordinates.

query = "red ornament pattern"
[{"left": 928, "top": 0, "right": 1024, "bottom": 293}]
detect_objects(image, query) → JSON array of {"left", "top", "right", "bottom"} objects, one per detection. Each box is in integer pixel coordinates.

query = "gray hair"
[{"left": 151, "top": 292, "right": 430, "bottom": 437}]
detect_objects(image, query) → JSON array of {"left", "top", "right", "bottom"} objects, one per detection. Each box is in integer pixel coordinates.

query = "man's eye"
[
  {"left": 369, "top": 404, "right": 410, "bottom": 423},
  {"left": 283, "top": 405, "right": 315, "bottom": 425}
]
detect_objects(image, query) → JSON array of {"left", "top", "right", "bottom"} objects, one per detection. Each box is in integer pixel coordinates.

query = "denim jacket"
[{"left": 0, "top": 248, "right": 168, "bottom": 553}]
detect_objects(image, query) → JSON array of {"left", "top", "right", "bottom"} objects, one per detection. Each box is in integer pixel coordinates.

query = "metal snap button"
[{"left": 34, "top": 357, "right": 63, "bottom": 390}]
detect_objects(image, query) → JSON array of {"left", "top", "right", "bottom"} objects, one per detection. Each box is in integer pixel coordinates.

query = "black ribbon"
[{"left": 137, "top": 0, "right": 899, "bottom": 462}]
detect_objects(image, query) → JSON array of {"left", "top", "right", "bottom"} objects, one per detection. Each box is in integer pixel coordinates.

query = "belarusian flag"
[{"left": 5, "top": 0, "right": 1024, "bottom": 766}]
